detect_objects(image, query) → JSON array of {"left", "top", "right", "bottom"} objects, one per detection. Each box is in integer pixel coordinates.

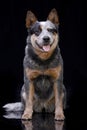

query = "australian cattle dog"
[{"left": 3, "top": 8, "right": 66, "bottom": 121}]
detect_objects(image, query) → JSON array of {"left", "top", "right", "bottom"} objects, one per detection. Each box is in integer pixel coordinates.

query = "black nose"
[{"left": 43, "top": 36, "right": 50, "bottom": 43}]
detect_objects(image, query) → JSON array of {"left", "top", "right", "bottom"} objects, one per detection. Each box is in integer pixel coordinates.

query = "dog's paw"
[
  {"left": 22, "top": 110, "right": 33, "bottom": 120},
  {"left": 55, "top": 111, "right": 65, "bottom": 121}
]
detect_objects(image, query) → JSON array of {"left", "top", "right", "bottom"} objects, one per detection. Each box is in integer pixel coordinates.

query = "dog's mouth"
[
  {"left": 42, "top": 45, "right": 51, "bottom": 52},
  {"left": 35, "top": 41, "right": 53, "bottom": 52}
]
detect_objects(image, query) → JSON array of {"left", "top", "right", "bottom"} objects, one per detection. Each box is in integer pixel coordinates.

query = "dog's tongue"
[{"left": 43, "top": 45, "right": 50, "bottom": 52}]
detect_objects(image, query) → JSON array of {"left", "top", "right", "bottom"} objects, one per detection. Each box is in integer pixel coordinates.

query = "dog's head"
[{"left": 26, "top": 9, "right": 59, "bottom": 59}]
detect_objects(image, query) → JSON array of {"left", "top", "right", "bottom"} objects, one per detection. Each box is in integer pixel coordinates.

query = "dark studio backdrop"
[{"left": 0, "top": 0, "right": 87, "bottom": 119}]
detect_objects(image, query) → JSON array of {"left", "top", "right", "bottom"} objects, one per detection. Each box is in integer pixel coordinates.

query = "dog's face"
[
  {"left": 26, "top": 9, "right": 59, "bottom": 58},
  {"left": 30, "top": 20, "right": 59, "bottom": 52}
]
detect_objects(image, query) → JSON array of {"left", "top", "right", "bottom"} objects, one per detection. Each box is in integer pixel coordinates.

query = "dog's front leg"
[
  {"left": 53, "top": 81, "right": 65, "bottom": 121},
  {"left": 22, "top": 82, "right": 34, "bottom": 120}
]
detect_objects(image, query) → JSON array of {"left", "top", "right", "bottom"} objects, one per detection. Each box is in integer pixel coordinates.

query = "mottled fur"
[{"left": 3, "top": 9, "right": 66, "bottom": 121}]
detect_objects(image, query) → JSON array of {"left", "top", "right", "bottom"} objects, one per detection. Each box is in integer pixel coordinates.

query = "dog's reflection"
[
  {"left": 22, "top": 114, "right": 65, "bottom": 130},
  {"left": 3, "top": 112, "right": 65, "bottom": 130},
  {"left": 22, "top": 120, "right": 33, "bottom": 130},
  {"left": 3, "top": 111, "right": 22, "bottom": 119}
]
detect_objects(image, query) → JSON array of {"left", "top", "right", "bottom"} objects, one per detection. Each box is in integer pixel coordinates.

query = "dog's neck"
[{"left": 33, "top": 48, "right": 55, "bottom": 60}]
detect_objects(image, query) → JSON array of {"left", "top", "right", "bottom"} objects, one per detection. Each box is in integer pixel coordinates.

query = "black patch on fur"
[
  {"left": 47, "top": 28, "right": 57, "bottom": 33},
  {"left": 27, "top": 21, "right": 59, "bottom": 36},
  {"left": 33, "top": 75, "right": 53, "bottom": 99},
  {"left": 29, "top": 22, "right": 42, "bottom": 36}
]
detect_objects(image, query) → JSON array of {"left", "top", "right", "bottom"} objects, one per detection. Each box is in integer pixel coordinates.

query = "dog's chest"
[
  {"left": 28, "top": 56, "right": 59, "bottom": 70},
  {"left": 24, "top": 50, "right": 62, "bottom": 81},
  {"left": 25, "top": 65, "right": 61, "bottom": 81},
  {"left": 33, "top": 75, "right": 53, "bottom": 99},
  {"left": 24, "top": 50, "right": 62, "bottom": 99}
]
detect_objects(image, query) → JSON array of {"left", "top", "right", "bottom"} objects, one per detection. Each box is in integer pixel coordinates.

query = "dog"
[{"left": 3, "top": 8, "right": 66, "bottom": 121}]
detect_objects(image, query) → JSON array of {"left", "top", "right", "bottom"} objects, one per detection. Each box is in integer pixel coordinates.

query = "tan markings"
[
  {"left": 34, "top": 49, "right": 55, "bottom": 60},
  {"left": 53, "top": 82, "right": 65, "bottom": 120},
  {"left": 44, "top": 65, "right": 61, "bottom": 81},
  {"left": 25, "top": 65, "right": 61, "bottom": 81},
  {"left": 26, "top": 68, "right": 42, "bottom": 81},
  {"left": 47, "top": 8, "right": 59, "bottom": 25},
  {"left": 30, "top": 30, "right": 58, "bottom": 60},
  {"left": 22, "top": 82, "right": 34, "bottom": 119},
  {"left": 26, "top": 11, "right": 37, "bottom": 28},
  {"left": 33, "top": 37, "right": 58, "bottom": 60}
]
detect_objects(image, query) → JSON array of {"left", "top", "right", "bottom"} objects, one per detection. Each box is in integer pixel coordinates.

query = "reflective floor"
[{"left": 0, "top": 110, "right": 87, "bottom": 130}]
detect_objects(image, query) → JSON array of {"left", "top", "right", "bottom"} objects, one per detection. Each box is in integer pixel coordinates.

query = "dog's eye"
[
  {"left": 47, "top": 28, "right": 57, "bottom": 33},
  {"left": 30, "top": 29, "right": 40, "bottom": 36},
  {"left": 35, "top": 31, "right": 40, "bottom": 36}
]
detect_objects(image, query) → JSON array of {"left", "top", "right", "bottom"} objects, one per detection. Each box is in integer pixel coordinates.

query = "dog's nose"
[{"left": 43, "top": 36, "right": 50, "bottom": 43}]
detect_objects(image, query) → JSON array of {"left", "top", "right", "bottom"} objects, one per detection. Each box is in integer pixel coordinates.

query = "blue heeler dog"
[{"left": 3, "top": 8, "right": 66, "bottom": 121}]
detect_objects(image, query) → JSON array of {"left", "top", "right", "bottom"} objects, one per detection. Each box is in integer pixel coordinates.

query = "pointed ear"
[
  {"left": 47, "top": 8, "right": 59, "bottom": 25},
  {"left": 26, "top": 11, "right": 37, "bottom": 28}
]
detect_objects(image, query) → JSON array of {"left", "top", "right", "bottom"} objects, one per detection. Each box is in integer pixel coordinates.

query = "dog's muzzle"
[{"left": 35, "top": 36, "right": 52, "bottom": 52}]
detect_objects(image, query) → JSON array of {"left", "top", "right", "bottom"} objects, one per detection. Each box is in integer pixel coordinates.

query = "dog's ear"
[
  {"left": 47, "top": 8, "right": 59, "bottom": 25},
  {"left": 26, "top": 11, "right": 37, "bottom": 28}
]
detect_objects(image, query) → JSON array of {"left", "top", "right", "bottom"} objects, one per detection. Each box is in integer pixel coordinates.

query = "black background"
[{"left": 0, "top": 0, "right": 87, "bottom": 119}]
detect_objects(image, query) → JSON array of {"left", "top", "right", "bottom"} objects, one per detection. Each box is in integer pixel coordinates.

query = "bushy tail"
[{"left": 3, "top": 102, "right": 24, "bottom": 112}]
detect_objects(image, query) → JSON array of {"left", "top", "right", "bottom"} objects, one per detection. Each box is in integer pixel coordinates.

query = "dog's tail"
[{"left": 3, "top": 102, "right": 24, "bottom": 112}]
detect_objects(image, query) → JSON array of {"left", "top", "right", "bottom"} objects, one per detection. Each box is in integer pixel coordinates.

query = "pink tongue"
[{"left": 43, "top": 45, "right": 50, "bottom": 52}]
